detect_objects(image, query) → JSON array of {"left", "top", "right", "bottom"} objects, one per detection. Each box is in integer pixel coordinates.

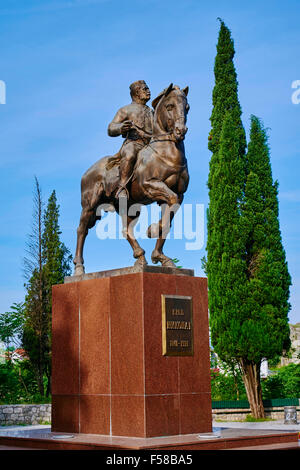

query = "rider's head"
[{"left": 130, "top": 80, "right": 151, "bottom": 104}]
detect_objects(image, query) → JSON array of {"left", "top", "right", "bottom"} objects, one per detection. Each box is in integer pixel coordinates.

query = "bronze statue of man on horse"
[
  {"left": 107, "top": 80, "right": 153, "bottom": 199},
  {"left": 73, "top": 80, "right": 190, "bottom": 276}
]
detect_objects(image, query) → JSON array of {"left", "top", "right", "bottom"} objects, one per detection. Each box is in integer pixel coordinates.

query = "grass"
[
  {"left": 215, "top": 415, "right": 276, "bottom": 423},
  {"left": 1, "top": 422, "right": 28, "bottom": 427},
  {"left": 1, "top": 420, "right": 51, "bottom": 427},
  {"left": 245, "top": 414, "right": 275, "bottom": 422}
]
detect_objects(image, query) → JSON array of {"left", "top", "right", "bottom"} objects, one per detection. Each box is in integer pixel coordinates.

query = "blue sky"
[{"left": 0, "top": 0, "right": 299, "bottom": 324}]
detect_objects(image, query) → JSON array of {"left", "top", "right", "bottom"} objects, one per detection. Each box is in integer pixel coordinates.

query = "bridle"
[
  {"left": 128, "top": 89, "right": 187, "bottom": 150},
  {"left": 150, "top": 89, "right": 187, "bottom": 144}
]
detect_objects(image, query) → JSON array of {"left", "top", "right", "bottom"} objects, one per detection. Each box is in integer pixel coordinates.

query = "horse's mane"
[{"left": 152, "top": 84, "right": 182, "bottom": 109}]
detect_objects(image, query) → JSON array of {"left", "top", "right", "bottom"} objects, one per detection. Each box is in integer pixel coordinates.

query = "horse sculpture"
[{"left": 73, "top": 83, "right": 190, "bottom": 276}]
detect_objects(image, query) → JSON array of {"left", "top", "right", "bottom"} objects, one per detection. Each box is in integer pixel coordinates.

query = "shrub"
[
  {"left": 0, "top": 360, "right": 50, "bottom": 404},
  {"left": 210, "top": 368, "right": 247, "bottom": 401},
  {"left": 262, "top": 363, "right": 300, "bottom": 399}
]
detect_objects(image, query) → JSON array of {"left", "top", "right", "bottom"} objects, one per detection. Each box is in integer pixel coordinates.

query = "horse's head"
[{"left": 152, "top": 83, "right": 189, "bottom": 142}]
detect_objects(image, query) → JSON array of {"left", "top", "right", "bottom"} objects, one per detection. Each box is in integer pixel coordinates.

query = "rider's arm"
[{"left": 107, "top": 107, "right": 132, "bottom": 137}]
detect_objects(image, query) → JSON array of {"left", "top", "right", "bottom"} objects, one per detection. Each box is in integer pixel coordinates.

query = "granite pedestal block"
[{"left": 51, "top": 267, "right": 212, "bottom": 438}]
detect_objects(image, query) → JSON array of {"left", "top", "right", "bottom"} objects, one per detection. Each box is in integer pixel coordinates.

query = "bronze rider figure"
[{"left": 107, "top": 80, "right": 153, "bottom": 199}]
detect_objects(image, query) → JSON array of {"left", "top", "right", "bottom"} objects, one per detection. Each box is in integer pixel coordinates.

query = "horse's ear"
[
  {"left": 152, "top": 83, "right": 174, "bottom": 109},
  {"left": 165, "top": 83, "right": 174, "bottom": 96},
  {"left": 182, "top": 86, "right": 189, "bottom": 96}
]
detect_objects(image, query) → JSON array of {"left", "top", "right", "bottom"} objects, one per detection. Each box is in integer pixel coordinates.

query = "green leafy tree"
[
  {"left": 262, "top": 364, "right": 300, "bottom": 399},
  {"left": 0, "top": 303, "right": 26, "bottom": 358},
  {"left": 0, "top": 359, "right": 46, "bottom": 405},
  {"left": 210, "top": 355, "right": 247, "bottom": 401},
  {"left": 22, "top": 179, "right": 72, "bottom": 397},
  {"left": 210, "top": 369, "right": 247, "bottom": 401}
]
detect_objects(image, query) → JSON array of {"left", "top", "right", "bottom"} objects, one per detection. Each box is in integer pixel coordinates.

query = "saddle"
[{"left": 106, "top": 151, "right": 122, "bottom": 171}]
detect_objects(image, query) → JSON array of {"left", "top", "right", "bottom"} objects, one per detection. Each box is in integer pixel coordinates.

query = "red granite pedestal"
[
  {"left": 0, "top": 267, "right": 298, "bottom": 450},
  {"left": 51, "top": 267, "right": 212, "bottom": 438}
]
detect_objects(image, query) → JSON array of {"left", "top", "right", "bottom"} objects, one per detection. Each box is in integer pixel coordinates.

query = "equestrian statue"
[{"left": 73, "top": 80, "right": 190, "bottom": 276}]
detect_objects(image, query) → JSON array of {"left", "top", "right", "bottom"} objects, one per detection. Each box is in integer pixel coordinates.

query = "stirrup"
[{"left": 116, "top": 185, "right": 129, "bottom": 199}]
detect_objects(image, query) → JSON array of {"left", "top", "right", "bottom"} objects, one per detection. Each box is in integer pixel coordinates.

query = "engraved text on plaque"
[{"left": 161, "top": 295, "right": 193, "bottom": 356}]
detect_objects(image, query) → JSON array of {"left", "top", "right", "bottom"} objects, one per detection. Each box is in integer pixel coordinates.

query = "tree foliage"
[
  {"left": 262, "top": 364, "right": 300, "bottom": 399},
  {"left": 0, "top": 359, "right": 50, "bottom": 405},
  {"left": 0, "top": 303, "right": 26, "bottom": 353},
  {"left": 206, "top": 21, "right": 291, "bottom": 418},
  {"left": 22, "top": 179, "right": 72, "bottom": 397},
  {"left": 240, "top": 116, "right": 291, "bottom": 361}
]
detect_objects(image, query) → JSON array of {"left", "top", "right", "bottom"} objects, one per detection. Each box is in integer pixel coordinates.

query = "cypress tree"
[
  {"left": 42, "top": 190, "right": 72, "bottom": 314},
  {"left": 23, "top": 183, "right": 72, "bottom": 397},
  {"left": 206, "top": 21, "right": 291, "bottom": 417},
  {"left": 207, "top": 20, "right": 247, "bottom": 368},
  {"left": 208, "top": 18, "right": 246, "bottom": 164},
  {"left": 239, "top": 116, "right": 291, "bottom": 416},
  {"left": 207, "top": 111, "right": 248, "bottom": 364},
  {"left": 206, "top": 21, "right": 291, "bottom": 418},
  {"left": 41, "top": 190, "right": 72, "bottom": 395}
]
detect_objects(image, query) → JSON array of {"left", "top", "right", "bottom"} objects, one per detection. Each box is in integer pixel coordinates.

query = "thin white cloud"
[{"left": 280, "top": 189, "right": 300, "bottom": 203}]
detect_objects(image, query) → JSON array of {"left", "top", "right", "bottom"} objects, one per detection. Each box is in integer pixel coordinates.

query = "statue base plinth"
[
  {"left": 65, "top": 264, "right": 194, "bottom": 283},
  {"left": 51, "top": 269, "right": 212, "bottom": 437}
]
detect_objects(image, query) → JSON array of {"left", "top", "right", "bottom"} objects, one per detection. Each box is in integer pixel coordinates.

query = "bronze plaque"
[{"left": 161, "top": 295, "right": 193, "bottom": 356}]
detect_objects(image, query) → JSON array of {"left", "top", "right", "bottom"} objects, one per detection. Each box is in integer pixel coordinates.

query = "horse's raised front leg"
[
  {"left": 142, "top": 178, "right": 179, "bottom": 207},
  {"left": 142, "top": 177, "right": 183, "bottom": 267}
]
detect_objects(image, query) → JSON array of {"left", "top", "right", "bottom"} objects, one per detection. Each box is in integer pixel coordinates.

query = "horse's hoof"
[
  {"left": 147, "top": 223, "right": 160, "bottom": 238},
  {"left": 151, "top": 254, "right": 160, "bottom": 264},
  {"left": 134, "top": 256, "right": 148, "bottom": 267},
  {"left": 151, "top": 252, "right": 176, "bottom": 268},
  {"left": 161, "top": 258, "right": 176, "bottom": 268},
  {"left": 74, "top": 264, "right": 85, "bottom": 276}
]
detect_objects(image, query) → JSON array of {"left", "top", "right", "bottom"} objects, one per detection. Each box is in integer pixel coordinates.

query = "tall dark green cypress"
[
  {"left": 206, "top": 20, "right": 292, "bottom": 418},
  {"left": 41, "top": 190, "right": 72, "bottom": 395},
  {"left": 207, "top": 19, "right": 247, "bottom": 365},
  {"left": 42, "top": 190, "right": 72, "bottom": 312},
  {"left": 207, "top": 111, "right": 248, "bottom": 362},
  {"left": 208, "top": 18, "right": 246, "bottom": 162},
  {"left": 239, "top": 116, "right": 291, "bottom": 416}
]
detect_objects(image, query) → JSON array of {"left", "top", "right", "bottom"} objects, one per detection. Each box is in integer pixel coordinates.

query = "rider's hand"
[{"left": 120, "top": 120, "right": 133, "bottom": 134}]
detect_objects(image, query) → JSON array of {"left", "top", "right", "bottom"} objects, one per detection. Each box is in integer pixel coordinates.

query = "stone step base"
[{"left": 0, "top": 428, "right": 298, "bottom": 451}]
